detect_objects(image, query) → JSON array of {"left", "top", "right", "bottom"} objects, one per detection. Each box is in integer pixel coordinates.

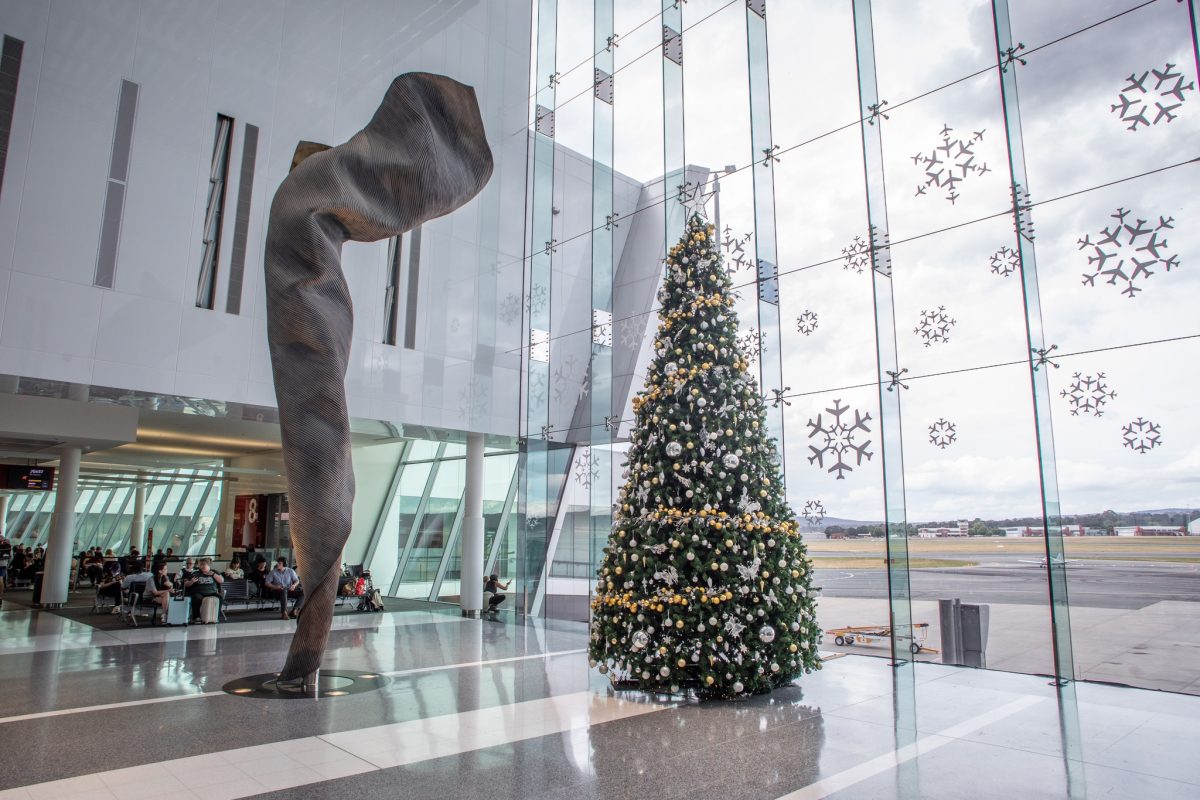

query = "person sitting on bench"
[
  {"left": 184, "top": 559, "right": 223, "bottom": 623},
  {"left": 97, "top": 569, "right": 124, "bottom": 611},
  {"left": 484, "top": 574, "right": 510, "bottom": 615},
  {"left": 264, "top": 557, "right": 303, "bottom": 619}
]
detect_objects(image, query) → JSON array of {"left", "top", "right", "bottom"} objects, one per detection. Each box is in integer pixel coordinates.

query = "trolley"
[{"left": 824, "top": 622, "right": 938, "bottom": 654}]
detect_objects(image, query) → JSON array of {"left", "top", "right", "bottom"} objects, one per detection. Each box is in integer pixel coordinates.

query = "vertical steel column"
[
  {"left": 519, "top": 0, "right": 559, "bottom": 614},
  {"left": 990, "top": 0, "right": 1076, "bottom": 687},
  {"left": 589, "top": 0, "right": 616, "bottom": 601},
  {"left": 850, "top": 0, "right": 915, "bottom": 665},
  {"left": 661, "top": 0, "right": 686, "bottom": 243},
  {"left": 744, "top": 0, "right": 786, "bottom": 474}
]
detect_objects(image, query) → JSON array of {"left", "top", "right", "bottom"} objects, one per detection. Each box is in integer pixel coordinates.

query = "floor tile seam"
[
  {"left": 0, "top": 610, "right": 464, "bottom": 652},
  {"left": 0, "top": 614, "right": 477, "bottom": 658},
  {"left": 0, "top": 680, "right": 614, "bottom": 790},
  {"left": 376, "top": 647, "right": 587, "bottom": 678},
  {"left": 0, "top": 648, "right": 587, "bottom": 726},
  {"left": 80, "top": 692, "right": 669, "bottom": 799},
  {"left": 770, "top": 695, "right": 1046, "bottom": 800}
]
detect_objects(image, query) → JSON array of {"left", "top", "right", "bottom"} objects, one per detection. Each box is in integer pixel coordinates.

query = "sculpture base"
[{"left": 223, "top": 669, "right": 388, "bottom": 700}]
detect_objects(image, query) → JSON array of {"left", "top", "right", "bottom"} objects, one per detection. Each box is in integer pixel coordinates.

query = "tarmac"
[{"left": 813, "top": 556, "right": 1200, "bottom": 694}]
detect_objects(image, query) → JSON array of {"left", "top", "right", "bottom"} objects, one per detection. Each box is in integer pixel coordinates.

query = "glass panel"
[
  {"left": 1010, "top": 0, "right": 1199, "bottom": 692},
  {"left": 395, "top": 458, "right": 464, "bottom": 599}
]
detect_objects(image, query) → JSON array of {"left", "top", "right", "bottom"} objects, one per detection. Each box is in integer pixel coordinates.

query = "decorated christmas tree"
[{"left": 588, "top": 213, "right": 822, "bottom": 699}]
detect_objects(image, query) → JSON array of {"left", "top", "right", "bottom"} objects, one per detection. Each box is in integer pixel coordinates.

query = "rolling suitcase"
[
  {"left": 166, "top": 597, "right": 189, "bottom": 626},
  {"left": 200, "top": 596, "right": 220, "bottom": 624}
]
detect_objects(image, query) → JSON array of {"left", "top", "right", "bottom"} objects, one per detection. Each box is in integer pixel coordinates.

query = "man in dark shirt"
[{"left": 184, "top": 558, "right": 223, "bottom": 623}]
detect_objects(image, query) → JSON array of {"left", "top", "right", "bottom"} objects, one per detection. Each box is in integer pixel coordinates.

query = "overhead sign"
[{"left": 3, "top": 465, "right": 55, "bottom": 490}]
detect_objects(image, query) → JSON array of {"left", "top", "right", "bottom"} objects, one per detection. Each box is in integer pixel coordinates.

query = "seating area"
[{"left": 72, "top": 555, "right": 372, "bottom": 628}]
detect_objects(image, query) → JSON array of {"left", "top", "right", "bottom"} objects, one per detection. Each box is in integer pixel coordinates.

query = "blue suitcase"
[{"left": 165, "top": 597, "right": 189, "bottom": 626}]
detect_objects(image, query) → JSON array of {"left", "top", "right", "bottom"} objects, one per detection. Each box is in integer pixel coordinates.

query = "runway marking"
[
  {"left": 773, "top": 695, "right": 1045, "bottom": 799},
  {"left": 0, "top": 649, "right": 587, "bottom": 725}
]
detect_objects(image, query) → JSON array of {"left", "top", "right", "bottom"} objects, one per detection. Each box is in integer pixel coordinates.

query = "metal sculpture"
[{"left": 264, "top": 73, "right": 492, "bottom": 682}]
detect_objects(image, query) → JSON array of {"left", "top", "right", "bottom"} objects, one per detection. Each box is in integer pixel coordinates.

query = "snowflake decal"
[
  {"left": 806, "top": 399, "right": 874, "bottom": 480},
  {"left": 720, "top": 226, "right": 755, "bottom": 274},
  {"left": 928, "top": 418, "right": 957, "bottom": 449},
  {"left": 529, "top": 283, "right": 549, "bottom": 315},
  {"left": 802, "top": 500, "right": 826, "bottom": 526},
  {"left": 1078, "top": 208, "right": 1179, "bottom": 298},
  {"left": 574, "top": 447, "right": 601, "bottom": 488},
  {"left": 1061, "top": 372, "right": 1116, "bottom": 417},
  {"left": 1121, "top": 417, "right": 1162, "bottom": 453},
  {"left": 552, "top": 354, "right": 583, "bottom": 404},
  {"left": 1111, "top": 63, "right": 1194, "bottom": 131},
  {"left": 911, "top": 124, "right": 989, "bottom": 204},
  {"left": 498, "top": 293, "right": 522, "bottom": 324},
  {"left": 842, "top": 235, "right": 870, "bottom": 274},
  {"left": 618, "top": 314, "right": 645, "bottom": 351},
  {"left": 738, "top": 328, "right": 765, "bottom": 364},
  {"left": 914, "top": 306, "right": 956, "bottom": 347},
  {"left": 528, "top": 369, "right": 548, "bottom": 407},
  {"left": 457, "top": 377, "right": 490, "bottom": 421},
  {"left": 796, "top": 310, "right": 819, "bottom": 336},
  {"left": 990, "top": 245, "right": 1019, "bottom": 277}
]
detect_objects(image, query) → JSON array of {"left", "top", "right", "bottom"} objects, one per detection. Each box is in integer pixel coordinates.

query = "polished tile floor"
[{"left": 0, "top": 603, "right": 1197, "bottom": 799}]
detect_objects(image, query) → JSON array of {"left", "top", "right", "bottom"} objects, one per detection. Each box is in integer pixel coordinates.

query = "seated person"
[
  {"left": 248, "top": 559, "right": 270, "bottom": 596},
  {"left": 264, "top": 558, "right": 303, "bottom": 620},
  {"left": 177, "top": 557, "right": 196, "bottom": 584},
  {"left": 223, "top": 558, "right": 244, "bottom": 580},
  {"left": 150, "top": 549, "right": 166, "bottom": 572},
  {"left": 120, "top": 561, "right": 157, "bottom": 612},
  {"left": 184, "top": 559, "right": 223, "bottom": 623},
  {"left": 83, "top": 551, "right": 105, "bottom": 587},
  {"left": 97, "top": 569, "right": 124, "bottom": 611},
  {"left": 149, "top": 563, "right": 174, "bottom": 617}
]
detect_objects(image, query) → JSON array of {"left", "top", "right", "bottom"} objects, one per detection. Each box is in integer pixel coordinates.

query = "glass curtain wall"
[
  {"left": 521, "top": 0, "right": 1199, "bottom": 698},
  {"left": 1, "top": 466, "right": 224, "bottom": 555},
  {"left": 362, "top": 440, "right": 521, "bottom": 606}
]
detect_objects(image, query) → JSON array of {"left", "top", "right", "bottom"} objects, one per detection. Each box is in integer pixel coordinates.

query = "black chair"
[
  {"left": 129, "top": 586, "right": 163, "bottom": 627},
  {"left": 92, "top": 583, "right": 120, "bottom": 613},
  {"left": 121, "top": 581, "right": 153, "bottom": 626}
]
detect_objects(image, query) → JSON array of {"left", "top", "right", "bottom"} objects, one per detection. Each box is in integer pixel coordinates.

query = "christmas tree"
[{"left": 588, "top": 213, "right": 822, "bottom": 699}]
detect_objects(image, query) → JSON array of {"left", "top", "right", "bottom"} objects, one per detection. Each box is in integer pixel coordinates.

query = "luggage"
[
  {"left": 368, "top": 589, "right": 384, "bottom": 612},
  {"left": 166, "top": 597, "right": 189, "bottom": 626},
  {"left": 200, "top": 595, "right": 220, "bottom": 624}
]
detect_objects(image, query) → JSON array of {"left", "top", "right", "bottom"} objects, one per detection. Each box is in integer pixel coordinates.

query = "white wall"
[{"left": 0, "top": 0, "right": 532, "bottom": 436}]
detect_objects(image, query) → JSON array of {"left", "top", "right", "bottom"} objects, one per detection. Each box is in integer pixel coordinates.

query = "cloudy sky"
[{"left": 538, "top": 0, "right": 1198, "bottom": 522}]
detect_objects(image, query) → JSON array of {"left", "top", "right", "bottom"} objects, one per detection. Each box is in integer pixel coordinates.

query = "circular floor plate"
[{"left": 223, "top": 670, "right": 389, "bottom": 699}]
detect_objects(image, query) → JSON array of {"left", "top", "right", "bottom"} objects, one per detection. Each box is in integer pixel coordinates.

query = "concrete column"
[
  {"left": 460, "top": 432, "right": 485, "bottom": 617},
  {"left": 130, "top": 479, "right": 147, "bottom": 553},
  {"left": 42, "top": 446, "right": 81, "bottom": 606}
]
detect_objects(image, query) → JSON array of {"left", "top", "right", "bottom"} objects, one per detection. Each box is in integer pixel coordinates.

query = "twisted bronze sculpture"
[{"left": 265, "top": 73, "right": 492, "bottom": 682}]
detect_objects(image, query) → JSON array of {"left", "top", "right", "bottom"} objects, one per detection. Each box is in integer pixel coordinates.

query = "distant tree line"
[{"left": 823, "top": 510, "right": 1193, "bottom": 538}]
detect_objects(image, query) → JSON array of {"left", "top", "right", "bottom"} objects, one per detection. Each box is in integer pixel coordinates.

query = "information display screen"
[{"left": 3, "top": 466, "right": 55, "bottom": 490}]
